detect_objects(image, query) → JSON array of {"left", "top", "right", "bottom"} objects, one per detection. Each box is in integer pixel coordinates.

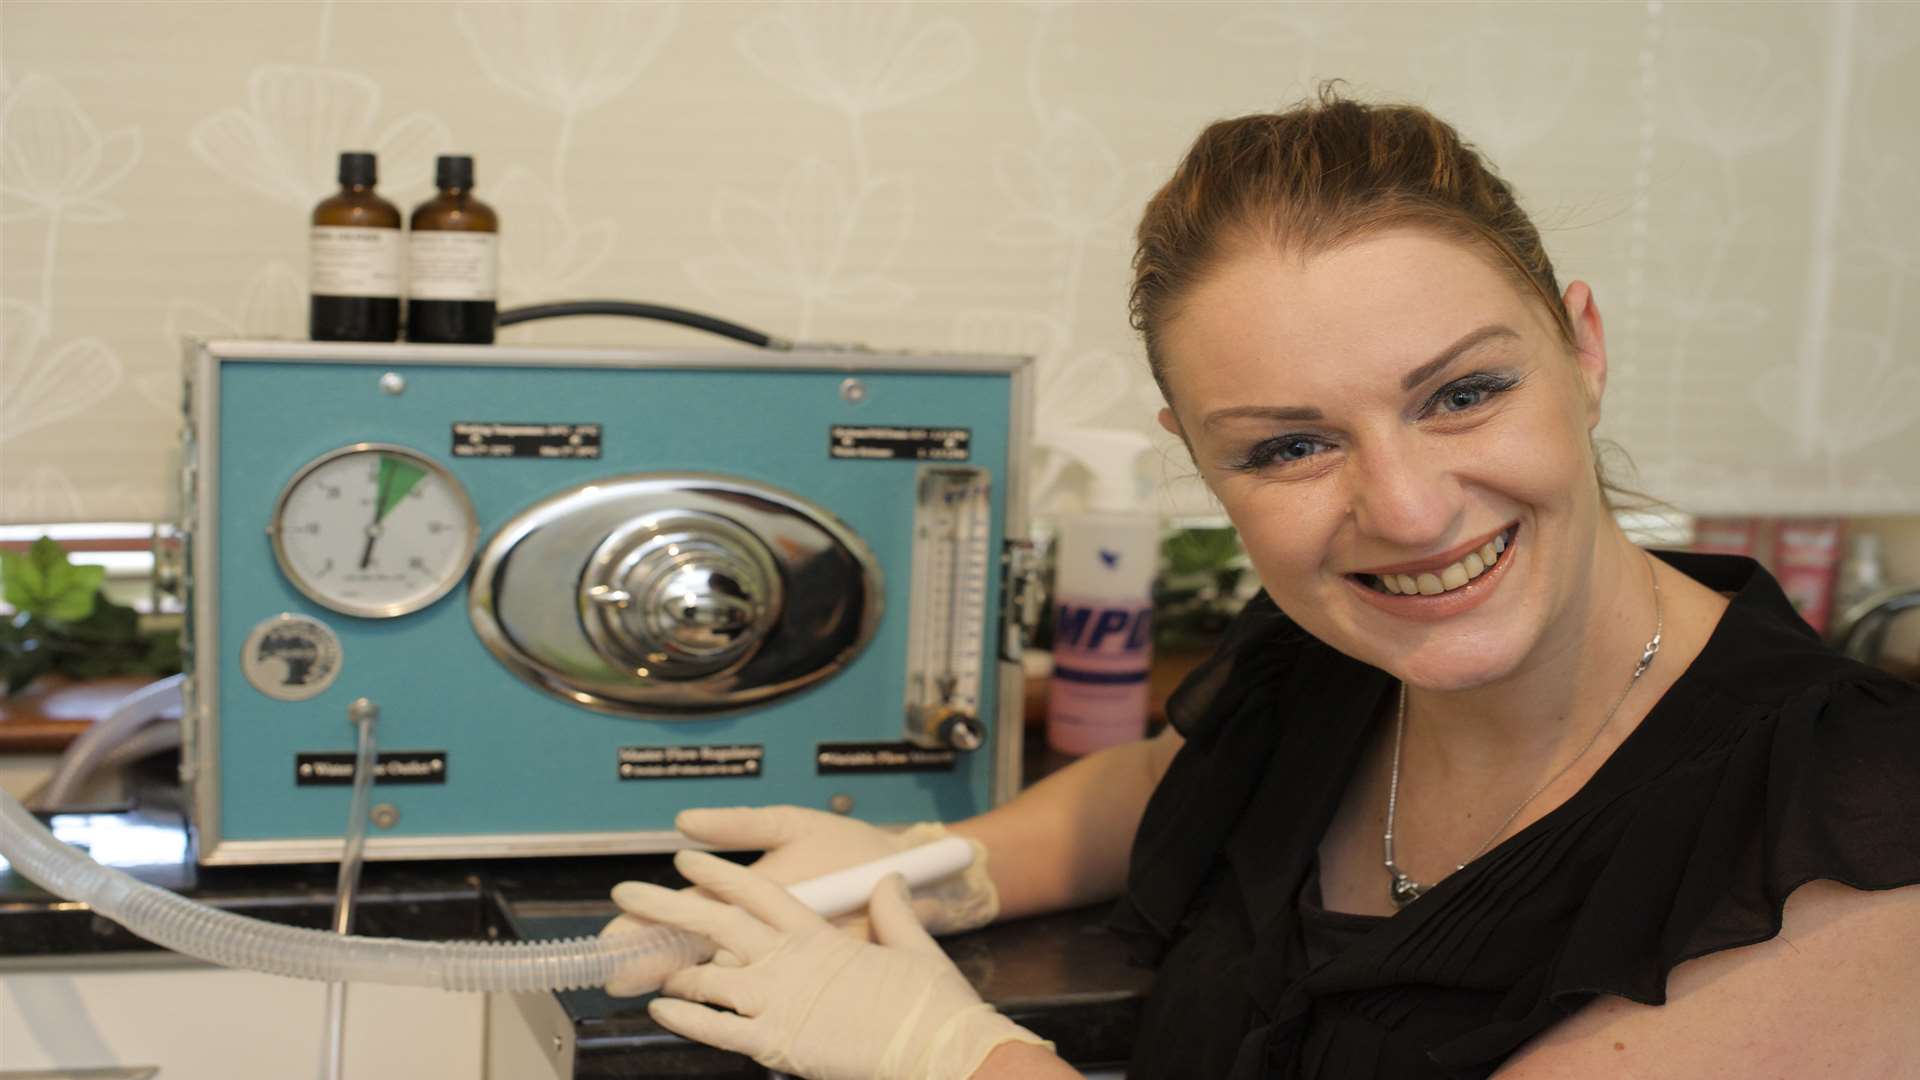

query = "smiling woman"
[
  {"left": 1153, "top": 227, "right": 1629, "bottom": 697},
  {"left": 617, "top": 87, "right": 1920, "bottom": 1080},
  {"left": 1101, "top": 88, "right": 1920, "bottom": 1078}
]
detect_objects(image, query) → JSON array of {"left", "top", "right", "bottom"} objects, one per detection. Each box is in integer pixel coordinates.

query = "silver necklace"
[{"left": 1383, "top": 553, "right": 1664, "bottom": 910}]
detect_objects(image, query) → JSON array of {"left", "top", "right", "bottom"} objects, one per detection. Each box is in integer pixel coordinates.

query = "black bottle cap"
[
  {"left": 337, "top": 152, "right": 377, "bottom": 187},
  {"left": 435, "top": 155, "right": 475, "bottom": 190}
]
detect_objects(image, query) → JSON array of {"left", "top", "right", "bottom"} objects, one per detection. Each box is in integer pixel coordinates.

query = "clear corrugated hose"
[{"left": 0, "top": 773, "right": 710, "bottom": 995}]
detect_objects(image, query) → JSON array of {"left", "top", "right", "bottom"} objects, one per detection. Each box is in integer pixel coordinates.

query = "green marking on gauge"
[{"left": 375, "top": 454, "right": 427, "bottom": 524}]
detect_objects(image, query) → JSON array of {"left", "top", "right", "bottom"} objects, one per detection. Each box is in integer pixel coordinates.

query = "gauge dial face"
[{"left": 270, "top": 444, "right": 478, "bottom": 618}]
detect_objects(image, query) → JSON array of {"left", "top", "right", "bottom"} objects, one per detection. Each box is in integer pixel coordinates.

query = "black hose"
[{"left": 495, "top": 301, "right": 789, "bottom": 350}]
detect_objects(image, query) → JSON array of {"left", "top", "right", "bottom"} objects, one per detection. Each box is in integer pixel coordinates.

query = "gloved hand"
[
  {"left": 601, "top": 806, "right": 999, "bottom": 995},
  {"left": 623, "top": 848, "right": 1053, "bottom": 1080}
]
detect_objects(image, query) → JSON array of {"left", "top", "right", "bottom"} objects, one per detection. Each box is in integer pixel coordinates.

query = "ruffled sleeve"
[
  {"left": 1160, "top": 592, "right": 1319, "bottom": 749},
  {"left": 1104, "top": 593, "right": 1318, "bottom": 964},
  {"left": 1430, "top": 671, "right": 1920, "bottom": 1070}
]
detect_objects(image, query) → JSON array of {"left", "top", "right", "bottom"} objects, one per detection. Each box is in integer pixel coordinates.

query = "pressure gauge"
[{"left": 269, "top": 443, "right": 478, "bottom": 618}]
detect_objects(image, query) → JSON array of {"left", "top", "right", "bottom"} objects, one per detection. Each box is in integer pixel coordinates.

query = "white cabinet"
[{"left": 0, "top": 962, "right": 482, "bottom": 1078}]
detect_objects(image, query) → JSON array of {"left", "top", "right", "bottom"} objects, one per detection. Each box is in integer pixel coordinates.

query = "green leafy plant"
[
  {"left": 1153, "top": 525, "right": 1254, "bottom": 651},
  {"left": 0, "top": 537, "right": 182, "bottom": 695}
]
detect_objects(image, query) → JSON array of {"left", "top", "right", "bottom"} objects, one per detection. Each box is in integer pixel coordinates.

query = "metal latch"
[{"left": 998, "top": 538, "right": 1044, "bottom": 662}]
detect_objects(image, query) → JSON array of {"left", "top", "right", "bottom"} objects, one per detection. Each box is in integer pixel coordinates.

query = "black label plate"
[
  {"left": 618, "top": 744, "right": 764, "bottom": 780},
  {"left": 815, "top": 741, "right": 958, "bottom": 774},
  {"left": 295, "top": 751, "right": 448, "bottom": 786},
  {"left": 452, "top": 421, "right": 602, "bottom": 459},
  {"left": 829, "top": 425, "right": 970, "bottom": 462}
]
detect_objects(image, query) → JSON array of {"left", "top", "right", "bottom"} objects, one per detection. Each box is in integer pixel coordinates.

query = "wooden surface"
[{"left": 0, "top": 676, "right": 154, "bottom": 753}]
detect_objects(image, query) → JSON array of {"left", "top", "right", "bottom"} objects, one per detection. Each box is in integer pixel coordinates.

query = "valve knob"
[{"left": 580, "top": 511, "right": 784, "bottom": 680}]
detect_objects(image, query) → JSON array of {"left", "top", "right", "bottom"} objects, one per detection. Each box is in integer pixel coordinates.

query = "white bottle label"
[
  {"left": 310, "top": 226, "right": 401, "bottom": 298},
  {"left": 408, "top": 231, "right": 498, "bottom": 301},
  {"left": 1046, "top": 599, "right": 1153, "bottom": 754},
  {"left": 1044, "top": 511, "right": 1161, "bottom": 755}
]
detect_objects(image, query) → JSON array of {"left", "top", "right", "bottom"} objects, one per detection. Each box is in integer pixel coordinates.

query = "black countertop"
[{"left": 0, "top": 790, "right": 1152, "bottom": 1075}]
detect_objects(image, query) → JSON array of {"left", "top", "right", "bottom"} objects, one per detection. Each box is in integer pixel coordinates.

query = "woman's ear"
[
  {"left": 1157, "top": 407, "right": 1183, "bottom": 439},
  {"left": 1562, "top": 281, "right": 1608, "bottom": 429}
]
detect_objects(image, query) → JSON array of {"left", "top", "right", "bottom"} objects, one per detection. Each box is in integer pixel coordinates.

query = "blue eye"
[
  {"left": 1235, "top": 435, "right": 1330, "bottom": 471},
  {"left": 1426, "top": 372, "right": 1520, "bottom": 417}
]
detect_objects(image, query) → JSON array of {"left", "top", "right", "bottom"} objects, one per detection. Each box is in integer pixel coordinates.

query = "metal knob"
[
  {"left": 581, "top": 511, "right": 784, "bottom": 680},
  {"left": 642, "top": 558, "right": 763, "bottom": 658},
  {"left": 940, "top": 712, "right": 986, "bottom": 752},
  {"left": 908, "top": 705, "right": 985, "bottom": 753}
]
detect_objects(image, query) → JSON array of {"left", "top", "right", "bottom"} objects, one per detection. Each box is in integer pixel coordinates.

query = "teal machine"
[{"left": 180, "top": 340, "right": 1037, "bottom": 864}]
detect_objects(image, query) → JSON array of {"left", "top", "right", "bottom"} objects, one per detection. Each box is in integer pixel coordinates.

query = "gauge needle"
[
  {"left": 359, "top": 464, "right": 389, "bottom": 570},
  {"left": 360, "top": 455, "right": 427, "bottom": 570}
]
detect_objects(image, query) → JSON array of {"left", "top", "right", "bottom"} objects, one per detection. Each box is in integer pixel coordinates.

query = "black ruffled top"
[{"left": 1108, "top": 552, "right": 1920, "bottom": 1078}]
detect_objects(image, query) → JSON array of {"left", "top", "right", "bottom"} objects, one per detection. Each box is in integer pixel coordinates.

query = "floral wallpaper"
[{"left": 2, "top": 0, "right": 1917, "bottom": 525}]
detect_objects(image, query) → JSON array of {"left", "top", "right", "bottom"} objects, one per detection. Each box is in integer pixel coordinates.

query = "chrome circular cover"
[
  {"left": 581, "top": 510, "right": 784, "bottom": 679},
  {"left": 470, "top": 474, "right": 883, "bottom": 716}
]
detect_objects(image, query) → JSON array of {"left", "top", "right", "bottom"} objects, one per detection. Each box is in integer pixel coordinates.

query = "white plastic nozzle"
[
  {"left": 788, "top": 836, "right": 975, "bottom": 917},
  {"left": 1054, "top": 428, "right": 1155, "bottom": 513}
]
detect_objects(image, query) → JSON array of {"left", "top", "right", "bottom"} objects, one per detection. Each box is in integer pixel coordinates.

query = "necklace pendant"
[{"left": 1388, "top": 872, "right": 1427, "bottom": 909}]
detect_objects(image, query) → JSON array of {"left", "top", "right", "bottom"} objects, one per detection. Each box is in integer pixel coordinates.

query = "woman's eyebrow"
[
  {"left": 1398, "top": 324, "right": 1520, "bottom": 391},
  {"left": 1199, "top": 324, "right": 1522, "bottom": 432},
  {"left": 1202, "top": 403, "right": 1324, "bottom": 429}
]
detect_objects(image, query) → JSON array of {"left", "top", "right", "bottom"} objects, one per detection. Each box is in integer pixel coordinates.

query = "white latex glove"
[
  {"left": 623, "top": 849, "right": 1053, "bottom": 1080},
  {"left": 601, "top": 805, "right": 998, "bottom": 987}
]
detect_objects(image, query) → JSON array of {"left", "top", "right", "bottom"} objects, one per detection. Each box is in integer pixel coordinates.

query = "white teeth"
[{"left": 1367, "top": 528, "right": 1513, "bottom": 599}]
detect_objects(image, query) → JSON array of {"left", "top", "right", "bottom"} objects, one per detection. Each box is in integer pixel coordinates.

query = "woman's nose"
[{"left": 1345, "top": 435, "right": 1463, "bottom": 550}]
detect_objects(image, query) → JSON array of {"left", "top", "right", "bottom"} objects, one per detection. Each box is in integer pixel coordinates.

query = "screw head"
[
  {"left": 828, "top": 793, "right": 854, "bottom": 815},
  {"left": 370, "top": 803, "right": 399, "bottom": 829},
  {"left": 838, "top": 377, "right": 866, "bottom": 403},
  {"left": 379, "top": 372, "right": 406, "bottom": 395}
]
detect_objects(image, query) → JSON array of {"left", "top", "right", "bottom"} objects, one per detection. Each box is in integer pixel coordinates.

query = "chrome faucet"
[{"left": 1830, "top": 585, "right": 1920, "bottom": 671}]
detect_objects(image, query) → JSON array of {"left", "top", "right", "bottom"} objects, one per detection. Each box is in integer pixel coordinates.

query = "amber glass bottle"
[
  {"left": 310, "top": 152, "right": 401, "bottom": 341},
  {"left": 406, "top": 155, "right": 498, "bottom": 344}
]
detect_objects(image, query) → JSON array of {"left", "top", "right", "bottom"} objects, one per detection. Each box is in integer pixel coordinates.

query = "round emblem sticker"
[{"left": 241, "top": 613, "right": 343, "bottom": 701}]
